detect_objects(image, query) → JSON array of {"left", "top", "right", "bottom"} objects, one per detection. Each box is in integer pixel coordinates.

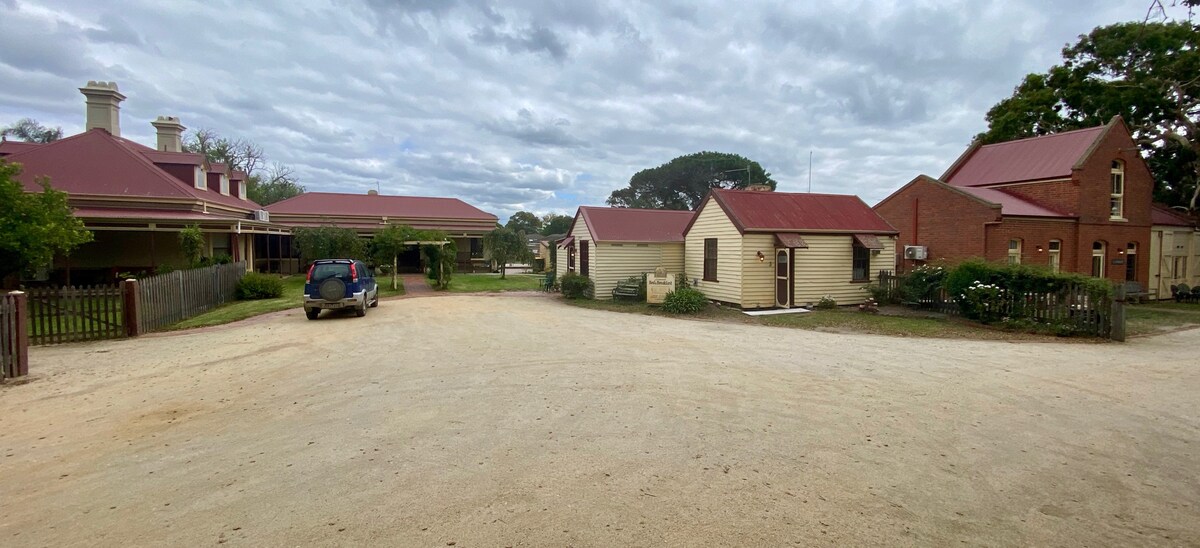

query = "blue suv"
[{"left": 304, "top": 259, "right": 379, "bottom": 320}]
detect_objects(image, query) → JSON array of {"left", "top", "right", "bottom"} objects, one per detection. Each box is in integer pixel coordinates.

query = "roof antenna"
[
  {"left": 376, "top": 181, "right": 381, "bottom": 194},
  {"left": 808, "top": 151, "right": 813, "bottom": 193}
]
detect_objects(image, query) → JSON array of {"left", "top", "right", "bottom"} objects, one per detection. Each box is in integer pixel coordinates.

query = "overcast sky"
[{"left": 0, "top": 0, "right": 1180, "bottom": 221}]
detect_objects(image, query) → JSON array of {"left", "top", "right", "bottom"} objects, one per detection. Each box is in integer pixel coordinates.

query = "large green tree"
[
  {"left": 978, "top": 21, "right": 1200, "bottom": 210},
  {"left": 505, "top": 211, "right": 543, "bottom": 235},
  {"left": 541, "top": 213, "right": 572, "bottom": 235},
  {"left": 293, "top": 226, "right": 366, "bottom": 265},
  {"left": 1, "top": 118, "right": 63, "bottom": 143},
  {"left": 481, "top": 227, "right": 533, "bottom": 279},
  {"left": 607, "top": 151, "right": 776, "bottom": 210},
  {"left": 183, "top": 128, "right": 304, "bottom": 205},
  {"left": 0, "top": 161, "right": 93, "bottom": 284}
]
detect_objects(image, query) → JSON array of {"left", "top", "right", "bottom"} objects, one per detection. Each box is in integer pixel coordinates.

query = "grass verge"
[
  {"left": 170, "top": 275, "right": 405, "bottom": 330},
  {"left": 1127, "top": 302, "right": 1200, "bottom": 336},
  {"left": 565, "top": 299, "right": 1081, "bottom": 341},
  {"left": 449, "top": 273, "right": 543, "bottom": 293}
]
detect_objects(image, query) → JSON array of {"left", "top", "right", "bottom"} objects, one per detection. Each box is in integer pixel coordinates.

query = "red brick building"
[{"left": 873, "top": 116, "right": 1152, "bottom": 283}]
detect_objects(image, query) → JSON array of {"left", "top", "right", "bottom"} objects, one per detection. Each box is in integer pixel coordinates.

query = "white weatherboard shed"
[{"left": 556, "top": 206, "right": 694, "bottom": 299}]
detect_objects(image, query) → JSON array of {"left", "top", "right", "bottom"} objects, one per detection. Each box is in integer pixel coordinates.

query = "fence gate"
[{"left": 25, "top": 284, "right": 127, "bottom": 346}]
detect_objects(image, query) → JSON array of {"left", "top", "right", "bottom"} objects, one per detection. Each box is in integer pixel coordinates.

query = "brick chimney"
[
  {"left": 151, "top": 116, "right": 186, "bottom": 152},
  {"left": 79, "top": 81, "right": 126, "bottom": 136}
]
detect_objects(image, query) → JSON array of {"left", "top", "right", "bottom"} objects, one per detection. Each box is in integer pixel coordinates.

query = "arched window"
[
  {"left": 1007, "top": 238, "right": 1022, "bottom": 265},
  {"left": 1048, "top": 240, "right": 1061, "bottom": 273},
  {"left": 1125, "top": 242, "right": 1137, "bottom": 282},
  {"left": 1091, "top": 241, "right": 1106, "bottom": 278},
  {"left": 1110, "top": 160, "right": 1125, "bottom": 219}
]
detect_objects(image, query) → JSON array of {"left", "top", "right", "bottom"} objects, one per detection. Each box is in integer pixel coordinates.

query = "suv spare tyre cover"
[{"left": 319, "top": 278, "right": 347, "bottom": 301}]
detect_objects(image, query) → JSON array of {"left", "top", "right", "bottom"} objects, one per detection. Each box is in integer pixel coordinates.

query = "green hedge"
[
  {"left": 236, "top": 272, "right": 285, "bottom": 300},
  {"left": 942, "top": 259, "right": 1113, "bottom": 324},
  {"left": 560, "top": 273, "right": 594, "bottom": 299}
]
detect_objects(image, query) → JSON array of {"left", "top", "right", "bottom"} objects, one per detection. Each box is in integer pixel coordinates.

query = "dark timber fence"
[
  {"left": 877, "top": 270, "right": 1125, "bottom": 340},
  {"left": 136, "top": 262, "right": 246, "bottom": 333},
  {"left": 2, "top": 263, "right": 248, "bottom": 378},
  {"left": 25, "top": 284, "right": 128, "bottom": 346},
  {"left": 1, "top": 292, "right": 30, "bottom": 379}
]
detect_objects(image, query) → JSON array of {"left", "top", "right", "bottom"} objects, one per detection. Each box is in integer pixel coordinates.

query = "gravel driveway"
[{"left": 2, "top": 294, "right": 1198, "bottom": 546}]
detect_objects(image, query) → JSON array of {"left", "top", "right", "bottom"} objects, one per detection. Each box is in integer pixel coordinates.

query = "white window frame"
[
  {"left": 1048, "top": 240, "right": 1061, "bottom": 273},
  {"left": 1091, "top": 241, "right": 1106, "bottom": 278},
  {"left": 194, "top": 166, "right": 206, "bottom": 190},
  {"left": 1110, "top": 160, "right": 1125, "bottom": 220},
  {"left": 219, "top": 174, "right": 230, "bottom": 196},
  {"left": 1007, "top": 238, "right": 1022, "bottom": 265}
]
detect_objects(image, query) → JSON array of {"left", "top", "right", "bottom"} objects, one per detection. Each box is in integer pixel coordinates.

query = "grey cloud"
[
  {"left": 482, "top": 108, "right": 583, "bottom": 148},
  {"left": 84, "top": 13, "right": 144, "bottom": 46},
  {"left": 470, "top": 24, "right": 568, "bottom": 60},
  {"left": 0, "top": 0, "right": 1161, "bottom": 219}
]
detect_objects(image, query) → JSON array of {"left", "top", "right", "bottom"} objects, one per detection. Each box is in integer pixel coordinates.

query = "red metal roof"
[
  {"left": 701, "top": 189, "right": 896, "bottom": 234},
  {"left": 0, "top": 140, "right": 43, "bottom": 156},
  {"left": 139, "top": 149, "right": 204, "bottom": 165},
  {"left": 957, "top": 187, "right": 1070, "bottom": 218},
  {"left": 577, "top": 206, "right": 695, "bottom": 242},
  {"left": 944, "top": 124, "right": 1108, "bottom": 187},
  {"left": 1152, "top": 204, "right": 1197, "bottom": 227},
  {"left": 72, "top": 206, "right": 248, "bottom": 221},
  {"left": 4, "top": 129, "right": 261, "bottom": 211},
  {"left": 266, "top": 192, "right": 497, "bottom": 221}
]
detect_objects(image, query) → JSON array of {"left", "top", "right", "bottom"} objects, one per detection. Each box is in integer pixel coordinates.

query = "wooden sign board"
[{"left": 647, "top": 271, "right": 675, "bottom": 304}]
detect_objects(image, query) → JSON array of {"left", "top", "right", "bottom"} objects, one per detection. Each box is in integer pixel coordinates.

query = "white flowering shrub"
[{"left": 957, "top": 280, "right": 1006, "bottom": 323}]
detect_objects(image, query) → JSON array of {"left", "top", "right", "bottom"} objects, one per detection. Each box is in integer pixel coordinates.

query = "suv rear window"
[{"left": 311, "top": 263, "right": 352, "bottom": 282}]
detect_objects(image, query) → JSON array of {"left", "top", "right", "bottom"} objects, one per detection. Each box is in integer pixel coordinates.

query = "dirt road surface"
[{"left": 2, "top": 295, "right": 1198, "bottom": 546}]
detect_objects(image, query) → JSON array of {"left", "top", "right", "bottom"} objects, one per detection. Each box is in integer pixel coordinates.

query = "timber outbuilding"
[
  {"left": 556, "top": 206, "right": 694, "bottom": 299},
  {"left": 683, "top": 188, "right": 897, "bottom": 309}
]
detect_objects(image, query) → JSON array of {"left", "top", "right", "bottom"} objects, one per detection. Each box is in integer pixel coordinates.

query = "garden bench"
[
  {"left": 611, "top": 278, "right": 642, "bottom": 301},
  {"left": 1122, "top": 281, "right": 1150, "bottom": 303}
]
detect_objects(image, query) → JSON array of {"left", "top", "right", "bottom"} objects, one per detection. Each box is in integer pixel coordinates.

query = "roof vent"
[
  {"left": 746, "top": 184, "right": 773, "bottom": 192},
  {"left": 367, "top": 189, "right": 379, "bottom": 196}
]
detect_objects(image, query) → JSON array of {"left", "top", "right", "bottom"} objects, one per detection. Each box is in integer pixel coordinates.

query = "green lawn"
[
  {"left": 170, "top": 275, "right": 405, "bottom": 330},
  {"left": 1127, "top": 301, "right": 1200, "bottom": 336},
  {"left": 565, "top": 299, "right": 1072, "bottom": 341},
  {"left": 449, "top": 273, "right": 543, "bottom": 293}
]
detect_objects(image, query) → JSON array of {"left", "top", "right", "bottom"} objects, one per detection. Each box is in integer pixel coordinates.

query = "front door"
[{"left": 775, "top": 249, "right": 790, "bottom": 308}]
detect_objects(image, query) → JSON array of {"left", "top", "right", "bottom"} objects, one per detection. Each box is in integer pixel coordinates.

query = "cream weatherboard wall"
[
  {"left": 1150, "top": 227, "right": 1200, "bottom": 298},
  {"left": 790, "top": 234, "right": 896, "bottom": 306},
  {"left": 737, "top": 233, "right": 896, "bottom": 308},
  {"left": 555, "top": 215, "right": 595, "bottom": 278},
  {"left": 590, "top": 242, "right": 685, "bottom": 299},
  {"left": 684, "top": 199, "right": 742, "bottom": 304}
]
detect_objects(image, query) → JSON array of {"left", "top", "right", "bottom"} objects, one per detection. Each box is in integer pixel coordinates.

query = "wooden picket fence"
[
  {"left": 877, "top": 270, "right": 1120, "bottom": 339},
  {"left": 136, "top": 262, "right": 246, "bottom": 333},
  {"left": 25, "top": 284, "right": 129, "bottom": 346},
  {"left": 1, "top": 292, "right": 29, "bottom": 379}
]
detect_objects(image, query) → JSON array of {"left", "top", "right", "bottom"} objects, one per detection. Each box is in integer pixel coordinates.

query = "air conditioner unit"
[
  {"left": 254, "top": 209, "right": 270, "bottom": 222},
  {"left": 904, "top": 245, "right": 928, "bottom": 260}
]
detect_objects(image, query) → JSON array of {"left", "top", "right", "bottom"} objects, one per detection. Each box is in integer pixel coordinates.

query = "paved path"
[
  {"left": 2, "top": 296, "right": 1198, "bottom": 546},
  {"left": 400, "top": 273, "right": 432, "bottom": 295}
]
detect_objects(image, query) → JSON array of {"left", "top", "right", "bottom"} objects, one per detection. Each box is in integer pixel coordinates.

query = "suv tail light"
[
  {"left": 349, "top": 262, "right": 358, "bottom": 282},
  {"left": 306, "top": 263, "right": 315, "bottom": 283}
]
